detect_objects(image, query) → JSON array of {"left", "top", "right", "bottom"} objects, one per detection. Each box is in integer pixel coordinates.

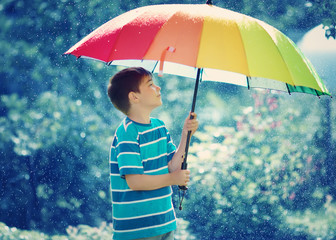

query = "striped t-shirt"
[{"left": 109, "top": 117, "right": 177, "bottom": 240}]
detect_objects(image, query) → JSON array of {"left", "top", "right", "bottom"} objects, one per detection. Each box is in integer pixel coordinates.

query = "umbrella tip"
[{"left": 206, "top": 0, "right": 213, "bottom": 5}]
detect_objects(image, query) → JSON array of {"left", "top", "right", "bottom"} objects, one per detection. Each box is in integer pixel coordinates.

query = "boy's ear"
[{"left": 128, "top": 91, "right": 139, "bottom": 103}]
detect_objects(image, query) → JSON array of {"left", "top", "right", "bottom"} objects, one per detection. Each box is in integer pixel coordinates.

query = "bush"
[
  {"left": 286, "top": 200, "right": 336, "bottom": 240},
  {"left": 182, "top": 91, "right": 332, "bottom": 239},
  {"left": 0, "top": 93, "right": 112, "bottom": 233},
  {"left": 0, "top": 221, "right": 112, "bottom": 240},
  {"left": 0, "top": 219, "right": 194, "bottom": 240}
]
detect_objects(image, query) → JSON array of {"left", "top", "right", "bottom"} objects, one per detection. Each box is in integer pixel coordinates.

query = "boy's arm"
[
  {"left": 125, "top": 169, "right": 190, "bottom": 191},
  {"left": 126, "top": 113, "right": 198, "bottom": 191},
  {"left": 168, "top": 112, "right": 198, "bottom": 173}
]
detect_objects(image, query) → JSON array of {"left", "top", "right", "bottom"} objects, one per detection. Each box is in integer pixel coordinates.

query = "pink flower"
[
  {"left": 289, "top": 192, "right": 296, "bottom": 200},
  {"left": 237, "top": 121, "right": 244, "bottom": 131},
  {"left": 270, "top": 121, "right": 282, "bottom": 129},
  {"left": 267, "top": 97, "right": 277, "bottom": 105},
  {"left": 266, "top": 97, "right": 278, "bottom": 111},
  {"left": 269, "top": 103, "right": 278, "bottom": 111}
]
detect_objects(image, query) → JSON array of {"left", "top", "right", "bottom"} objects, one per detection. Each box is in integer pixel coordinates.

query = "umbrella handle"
[
  {"left": 178, "top": 129, "right": 192, "bottom": 191},
  {"left": 181, "top": 128, "right": 193, "bottom": 170},
  {"left": 178, "top": 128, "right": 192, "bottom": 191}
]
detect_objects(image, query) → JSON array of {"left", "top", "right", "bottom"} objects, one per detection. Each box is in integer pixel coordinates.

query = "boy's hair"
[{"left": 107, "top": 67, "right": 152, "bottom": 115}]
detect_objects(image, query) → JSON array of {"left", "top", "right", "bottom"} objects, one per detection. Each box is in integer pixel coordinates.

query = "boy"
[{"left": 107, "top": 67, "right": 198, "bottom": 240}]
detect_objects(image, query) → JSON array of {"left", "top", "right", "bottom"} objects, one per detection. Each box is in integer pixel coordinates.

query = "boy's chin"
[{"left": 154, "top": 101, "right": 162, "bottom": 109}]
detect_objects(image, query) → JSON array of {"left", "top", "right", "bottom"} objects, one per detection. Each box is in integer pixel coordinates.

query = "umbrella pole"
[
  {"left": 178, "top": 68, "right": 201, "bottom": 210},
  {"left": 179, "top": 68, "right": 201, "bottom": 190}
]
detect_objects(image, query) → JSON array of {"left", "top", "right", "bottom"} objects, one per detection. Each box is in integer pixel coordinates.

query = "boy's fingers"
[
  {"left": 187, "top": 118, "right": 198, "bottom": 125},
  {"left": 188, "top": 112, "right": 197, "bottom": 119},
  {"left": 187, "top": 120, "right": 198, "bottom": 128},
  {"left": 190, "top": 112, "right": 197, "bottom": 118}
]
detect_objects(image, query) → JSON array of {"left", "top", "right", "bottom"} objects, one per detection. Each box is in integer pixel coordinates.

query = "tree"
[
  {"left": 306, "top": 0, "right": 336, "bottom": 39},
  {"left": 0, "top": 93, "right": 111, "bottom": 233}
]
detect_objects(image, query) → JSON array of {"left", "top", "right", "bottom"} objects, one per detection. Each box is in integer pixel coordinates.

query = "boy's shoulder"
[
  {"left": 115, "top": 117, "right": 166, "bottom": 134},
  {"left": 150, "top": 117, "right": 165, "bottom": 126},
  {"left": 113, "top": 117, "right": 170, "bottom": 144},
  {"left": 114, "top": 118, "right": 138, "bottom": 140}
]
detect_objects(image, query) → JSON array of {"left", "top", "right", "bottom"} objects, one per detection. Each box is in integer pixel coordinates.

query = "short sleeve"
[
  {"left": 166, "top": 130, "right": 176, "bottom": 162},
  {"left": 116, "top": 126, "right": 144, "bottom": 178}
]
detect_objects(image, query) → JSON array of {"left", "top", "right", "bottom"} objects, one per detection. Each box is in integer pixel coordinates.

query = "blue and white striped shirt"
[{"left": 110, "top": 117, "right": 177, "bottom": 240}]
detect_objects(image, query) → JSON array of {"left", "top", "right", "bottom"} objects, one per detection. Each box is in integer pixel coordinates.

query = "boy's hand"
[
  {"left": 171, "top": 169, "right": 190, "bottom": 186},
  {"left": 183, "top": 112, "right": 199, "bottom": 137}
]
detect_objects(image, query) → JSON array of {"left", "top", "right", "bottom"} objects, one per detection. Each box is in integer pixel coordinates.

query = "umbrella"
[{"left": 64, "top": 1, "right": 331, "bottom": 200}]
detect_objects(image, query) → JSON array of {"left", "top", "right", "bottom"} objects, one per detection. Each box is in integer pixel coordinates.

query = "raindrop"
[
  {"left": 21, "top": 149, "right": 30, "bottom": 156},
  {"left": 12, "top": 137, "right": 20, "bottom": 144},
  {"left": 94, "top": 90, "right": 101, "bottom": 99},
  {"left": 254, "top": 148, "right": 260, "bottom": 154},
  {"left": 53, "top": 111, "right": 61, "bottom": 119},
  {"left": 95, "top": 171, "right": 101, "bottom": 178},
  {"left": 305, "top": 2, "right": 312, "bottom": 7}
]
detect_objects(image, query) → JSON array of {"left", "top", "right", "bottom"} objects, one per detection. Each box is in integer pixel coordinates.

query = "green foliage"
[
  {"left": 0, "top": 93, "right": 111, "bottom": 233},
  {"left": 0, "top": 221, "right": 113, "bottom": 240},
  {"left": 0, "top": 219, "right": 194, "bottom": 240},
  {"left": 183, "top": 91, "right": 334, "bottom": 239},
  {"left": 286, "top": 200, "right": 336, "bottom": 240},
  {"left": 65, "top": 223, "right": 114, "bottom": 240},
  {"left": 306, "top": 0, "right": 336, "bottom": 39},
  {"left": 0, "top": 222, "right": 56, "bottom": 240}
]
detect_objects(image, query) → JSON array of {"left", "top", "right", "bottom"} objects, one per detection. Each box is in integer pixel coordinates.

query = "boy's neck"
[{"left": 127, "top": 110, "right": 151, "bottom": 124}]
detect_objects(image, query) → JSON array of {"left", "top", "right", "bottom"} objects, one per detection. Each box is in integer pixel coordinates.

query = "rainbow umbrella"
[
  {"left": 65, "top": 2, "right": 330, "bottom": 96},
  {"left": 65, "top": 2, "right": 331, "bottom": 192}
]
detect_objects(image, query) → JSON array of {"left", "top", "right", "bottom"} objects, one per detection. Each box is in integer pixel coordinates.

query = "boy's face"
[{"left": 136, "top": 75, "right": 162, "bottom": 110}]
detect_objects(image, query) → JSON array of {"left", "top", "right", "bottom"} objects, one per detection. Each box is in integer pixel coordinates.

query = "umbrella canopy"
[{"left": 65, "top": 3, "right": 330, "bottom": 97}]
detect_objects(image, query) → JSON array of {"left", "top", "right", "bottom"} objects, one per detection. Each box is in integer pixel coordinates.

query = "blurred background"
[{"left": 0, "top": 0, "right": 335, "bottom": 239}]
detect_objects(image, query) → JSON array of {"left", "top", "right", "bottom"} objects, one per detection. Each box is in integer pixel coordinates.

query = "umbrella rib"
[
  {"left": 257, "top": 23, "right": 296, "bottom": 87},
  {"left": 234, "top": 19, "right": 251, "bottom": 78},
  {"left": 246, "top": 76, "right": 250, "bottom": 90},
  {"left": 151, "top": 61, "right": 159, "bottom": 73},
  {"left": 137, "top": 8, "right": 185, "bottom": 67},
  {"left": 285, "top": 83, "right": 291, "bottom": 95},
  {"left": 106, "top": 8, "right": 157, "bottom": 62},
  {"left": 106, "top": 25, "right": 133, "bottom": 62}
]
